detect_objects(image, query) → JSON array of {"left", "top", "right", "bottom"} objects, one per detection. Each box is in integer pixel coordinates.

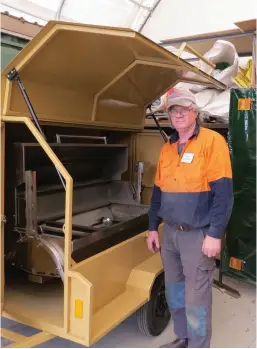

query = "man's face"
[{"left": 168, "top": 104, "right": 197, "bottom": 131}]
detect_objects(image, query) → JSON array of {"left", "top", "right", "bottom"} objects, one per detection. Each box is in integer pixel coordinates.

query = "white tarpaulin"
[
  {"left": 0, "top": 0, "right": 159, "bottom": 30},
  {"left": 1, "top": 0, "right": 255, "bottom": 37}
]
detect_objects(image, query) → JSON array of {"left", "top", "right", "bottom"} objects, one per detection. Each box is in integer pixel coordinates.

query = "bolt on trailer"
[{"left": 0, "top": 21, "right": 225, "bottom": 347}]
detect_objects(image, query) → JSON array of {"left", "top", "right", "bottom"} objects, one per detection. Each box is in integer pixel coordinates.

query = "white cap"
[{"left": 166, "top": 88, "right": 197, "bottom": 109}]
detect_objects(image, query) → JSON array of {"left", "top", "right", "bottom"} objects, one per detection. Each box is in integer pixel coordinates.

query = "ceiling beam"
[
  {"left": 55, "top": 0, "right": 66, "bottom": 20},
  {"left": 160, "top": 29, "right": 255, "bottom": 46},
  {"left": 127, "top": 0, "right": 151, "bottom": 11},
  {"left": 139, "top": 0, "right": 162, "bottom": 32}
]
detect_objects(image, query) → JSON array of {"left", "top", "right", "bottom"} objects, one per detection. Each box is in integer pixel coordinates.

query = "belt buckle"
[{"left": 179, "top": 225, "right": 184, "bottom": 231}]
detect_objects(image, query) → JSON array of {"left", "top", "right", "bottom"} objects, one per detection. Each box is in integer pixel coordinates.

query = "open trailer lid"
[{"left": 1, "top": 21, "right": 226, "bottom": 130}]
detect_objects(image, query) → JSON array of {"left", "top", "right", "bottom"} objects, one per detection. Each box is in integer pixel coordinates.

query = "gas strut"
[
  {"left": 148, "top": 105, "right": 168, "bottom": 143},
  {"left": 7, "top": 68, "right": 66, "bottom": 189}
]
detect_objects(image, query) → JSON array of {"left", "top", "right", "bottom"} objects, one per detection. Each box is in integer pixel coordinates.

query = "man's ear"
[{"left": 169, "top": 116, "right": 174, "bottom": 129}]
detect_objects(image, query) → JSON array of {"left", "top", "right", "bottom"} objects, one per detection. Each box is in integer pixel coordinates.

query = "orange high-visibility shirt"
[{"left": 148, "top": 124, "right": 233, "bottom": 238}]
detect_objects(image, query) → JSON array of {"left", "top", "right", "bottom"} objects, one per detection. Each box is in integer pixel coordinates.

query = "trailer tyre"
[{"left": 136, "top": 272, "right": 171, "bottom": 336}]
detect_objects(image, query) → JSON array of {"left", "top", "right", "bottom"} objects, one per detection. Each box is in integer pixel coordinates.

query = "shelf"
[
  {"left": 144, "top": 119, "right": 228, "bottom": 129},
  {"left": 36, "top": 179, "right": 111, "bottom": 194}
]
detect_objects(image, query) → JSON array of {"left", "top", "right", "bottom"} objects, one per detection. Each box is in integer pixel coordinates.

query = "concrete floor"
[{"left": 1, "top": 273, "right": 256, "bottom": 348}]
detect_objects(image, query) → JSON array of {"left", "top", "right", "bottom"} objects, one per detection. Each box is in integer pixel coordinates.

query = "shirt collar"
[{"left": 169, "top": 123, "right": 200, "bottom": 144}]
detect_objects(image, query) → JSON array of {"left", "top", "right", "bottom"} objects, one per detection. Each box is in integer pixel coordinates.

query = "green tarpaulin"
[
  {"left": 1, "top": 33, "right": 28, "bottom": 69},
  {"left": 222, "top": 88, "right": 256, "bottom": 283}
]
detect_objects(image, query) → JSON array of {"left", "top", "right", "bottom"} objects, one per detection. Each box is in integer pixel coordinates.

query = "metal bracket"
[
  {"left": 6, "top": 68, "right": 19, "bottom": 81},
  {"left": 135, "top": 161, "right": 144, "bottom": 203},
  {"left": 213, "top": 235, "right": 241, "bottom": 299},
  {"left": 25, "top": 171, "right": 37, "bottom": 237},
  {"left": 56, "top": 134, "right": 107, "bottom": 144},
  {"left": 213, "top": 279, "right": 241, "bottom": 299}
]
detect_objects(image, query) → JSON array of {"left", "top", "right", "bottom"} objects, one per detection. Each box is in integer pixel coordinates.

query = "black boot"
[{"left": 160, "top": 338, "right": 188, "bottom": 348}]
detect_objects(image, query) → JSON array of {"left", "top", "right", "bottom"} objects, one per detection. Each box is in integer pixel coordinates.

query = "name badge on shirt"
[{"left": 181, "top": 153, "right": 194, "bottom": 163}]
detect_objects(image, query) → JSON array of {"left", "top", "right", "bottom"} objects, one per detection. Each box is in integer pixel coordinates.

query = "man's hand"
[
  {"left": 202, "top": 235, "right": 221, "bottom": 258},
  {"left": 147, "top": 231, "right": 160, "bottom": 253}
]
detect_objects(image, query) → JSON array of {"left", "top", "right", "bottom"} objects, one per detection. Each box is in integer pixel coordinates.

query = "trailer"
[{"left": 0, "top": 21, "right": 225, "bottom": 347}]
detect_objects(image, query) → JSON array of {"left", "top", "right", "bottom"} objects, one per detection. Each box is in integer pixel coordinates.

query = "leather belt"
[{"left": 176, "top": 224, "right": 193, "bottom": 231}]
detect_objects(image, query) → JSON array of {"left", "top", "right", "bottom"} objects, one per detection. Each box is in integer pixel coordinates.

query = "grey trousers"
[{"left": 161, "top": 223, "right": 215, "bottom": 348}]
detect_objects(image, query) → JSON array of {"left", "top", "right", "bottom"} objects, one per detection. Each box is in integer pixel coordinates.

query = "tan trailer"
[{"left": 0, "top": 21, "right": 225, "bottom": 347}]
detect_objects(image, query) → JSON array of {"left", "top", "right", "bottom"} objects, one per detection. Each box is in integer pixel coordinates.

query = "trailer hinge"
[{"left": 7, "top": 68, "right": 19, "bottom": 81}]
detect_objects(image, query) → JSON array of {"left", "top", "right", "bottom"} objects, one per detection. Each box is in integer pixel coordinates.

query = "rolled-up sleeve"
[{"left": 206, "top": 134, "right": 234, "bottom": 239}]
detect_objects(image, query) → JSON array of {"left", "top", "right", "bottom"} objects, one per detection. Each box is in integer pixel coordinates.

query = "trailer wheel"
[{"left": 136, "top": 272, "right": 171, "bottom": 336}]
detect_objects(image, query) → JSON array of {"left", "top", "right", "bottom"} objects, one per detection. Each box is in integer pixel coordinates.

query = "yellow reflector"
[
  {"left": 229, "top": 257, "right": 244, "bottom": 271},
  {"left": 75, "top": 299, "right": 83, "bottom": 319},
  {"left": 238, "top": 98, "right": 251, "bottom": 110}
]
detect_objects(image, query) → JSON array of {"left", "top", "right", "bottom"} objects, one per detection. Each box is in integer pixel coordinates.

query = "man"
[{"left": 147, "top": 88, "right": 233, "bottom": 348}]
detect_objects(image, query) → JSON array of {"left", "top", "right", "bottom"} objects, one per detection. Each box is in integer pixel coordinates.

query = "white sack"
[
  {"left": 195, "top": 88, "right": 232, "bottom": 123},
  {"left": 177, "top": 40, "right": 239, "bottom": 93}
]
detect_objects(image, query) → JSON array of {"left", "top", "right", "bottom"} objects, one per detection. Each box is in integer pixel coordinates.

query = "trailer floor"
[{"left": 1, "top": 273, "right": 256, "bottom": 348}]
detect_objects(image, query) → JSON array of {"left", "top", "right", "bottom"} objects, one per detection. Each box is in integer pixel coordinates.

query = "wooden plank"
[
  {"left": 0, "top": 328, "right": 26, "bottom": 343},
  {"left": 5, "top": 332, "right": 55, "bottom": 348},
  {"left": 161, "top": 28, "right": 242, "bottom": 44},
  {"left": 144, "top": 119, "right": 229, "bottom": 129},
  {"left": 1, "top": 13, "right": 42, "bottom": 40},
  {"left": 234, "top": 19, "right": 256, "bottom": 32},
  {"left": 160, "top": 27, "right": 254, "bottom": 56}
]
